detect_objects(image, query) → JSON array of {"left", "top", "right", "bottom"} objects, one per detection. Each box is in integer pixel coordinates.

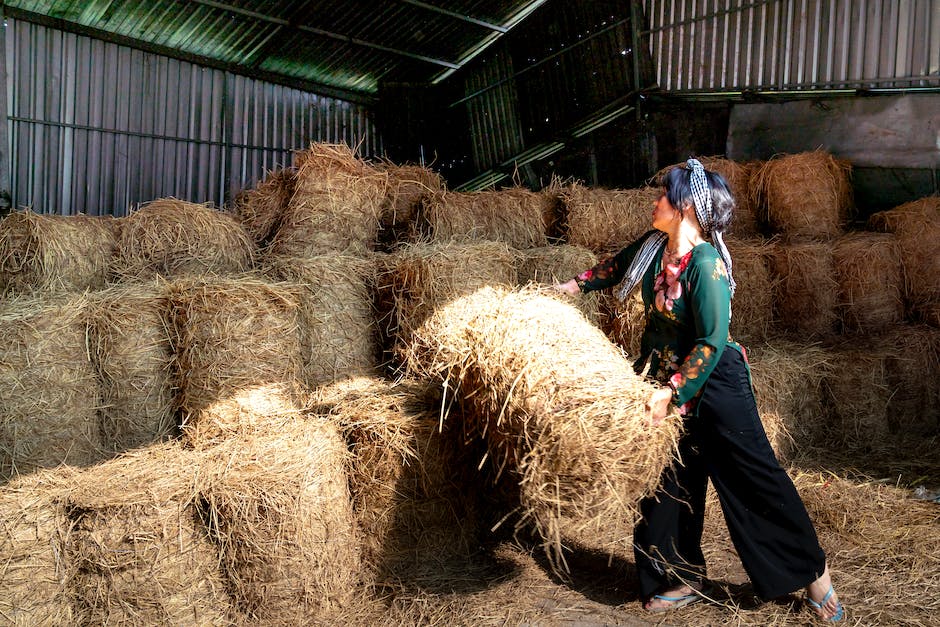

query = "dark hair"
[{"left": 660, "top": 164, "right": 735, "bottom": 233}]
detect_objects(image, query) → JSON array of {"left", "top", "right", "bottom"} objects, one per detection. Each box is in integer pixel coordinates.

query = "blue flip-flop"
[
  {"left": 645, "top": 584, "right": 711, "bottom": 613},
  {"left": 806, "top": 584, "right": 845, "bottom": 622}
]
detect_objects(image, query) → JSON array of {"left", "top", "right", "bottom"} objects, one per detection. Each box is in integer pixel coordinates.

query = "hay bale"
[
  {"left": 832, "top": 232, "right": 904, "bottom": 333},
  {"left": 88, "top": 281, "right": 177, "bottom": 452},
  {"left": 725, "top": 236, "right": 775, "bottom": 343},
  {"left": 197, "top": 415, "right": 360, "bottom": 623},
  {"left": 64, "top": 443, "right": 234, "bottom": 625},
  {"left": 376, "top": 163, "right": 445, "bottom": 251},
  {"left": 868, "top": 197, "right": 940, "bottom": 308},
  {"left": 0, "top": 210, "right": 118, "bottom": 295},
  {"left": 819, "top": 339, "right": 895, "bottom": 446},
  {"left": 112, "top": 198, "right": 255, "bottom": 280},
  {"left": 232, "top": 168, "right": 297, "bottom": 246},
  {"left": 559, "top": 183, "right": 659, "bottom": 254},
  {"left": 263, "top": 254, "right": 379, "bottom": 389},
  {"left": 0, "top": 294, "right": 103, "bottom": 479},
  {"left": 0, "top": 468, "right": 74, "bottom": 624},
  {"left": 597, "top": 289, "right": 646, "bottom": 357},
  {"left": 414, "top": 188, "right": 550, "bottom": 249},
  {"left": 752, "top": 151, "right": 852, "bottom": 239},
  {"left": 876, "top": 324, "right": 940, "bottom": 433},
  {"left": 310, "top": 376, "right": 482, "bottom": 583},
  {"left": 515, "top": 244, "right": 600, "bottom": 323},
  {"left": 402, "top": 285, "right": 681, "bottom": 570},
  {"left": 768, "top": 239, "right": 839, "bottom": 338},
  {"left": 375, "top": 240, "right": 518, "bottom": 355},
  {"left": 270, "top": 143, "right": 387, "bottom": 256},
  {"left": 168, "top": 276, "right": 305, "bottom": 443}
]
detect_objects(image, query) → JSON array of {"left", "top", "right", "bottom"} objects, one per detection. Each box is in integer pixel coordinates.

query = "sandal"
[
  {"left": 806, "top": 584, "right": 845, "bottom": 622},
  {"left": 644, "top": 584, "right": 711, "bottom": 613}
]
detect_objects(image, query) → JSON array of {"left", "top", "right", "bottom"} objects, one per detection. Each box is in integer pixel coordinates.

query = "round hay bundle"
[
  {"left": 271, "top": 143, "right": 387, "bottom": 256},
  {"left": 113, "top": 198, "right": 255, "bottom": 280},
  {"left": 832, "top": 232, "right": 904, "bottom": 333},
  {"left": 168, "top": 276, "right": 305, "bottom": 443},
  {"left": 560, "top": 183, "right": 659, "bottom": 254},
  {"left": 819, "top": 339, "right": 895, "bottom": 446},
  {"left": 376, "top": 163, "right": 445, "bottom": 251},
  {"left": 597, "top": 289, "right": 646, "bottom": 357},
  {"left": 876, "top": 324, "right": 940, "bottom": 433},
  {"left": 867, "top": 197, "right": 940, "bottom": 307},
  {"left": 375, "top": 240, "right": 518, "bottom": 354},
  {"left": 0, "top": 294, "right": 103, "bottom": 479},
  {"left": 752, "top": 150, "right": 852, "bottom": 239},
  {"left": 515, "top": 244, "right": 600, "bottom": 323},
  {"left": 197, "top": 415, "right": 360, "bottom": 623},
  {"left": 768, "top": 239, "right": 839, "bottom": 338},
  {"left": 231, "top": 168, "right": 297, "bottom": 246},
  {"left": 725, "top": 236, "right": 774, "bottom": 344},
  {"left": 414, "top": 188, "right": 550, "bottom": 249},
  {"left": 88, "top": 281, "right": 177, "bottom": 452},
  {"left": 64, "top": 442, "right": 235, "bottom": 625},
  {"left": 0, "top": 468, "right": 75, "bottom": 624},
  {"left": 263, "top": 254, "right": 379, "bottom": 389},
  {"left": 309, "top": 376, "right": 482, "bottom": 583},
  {"left": 402, "top": 285, "right": 681, "bottom": 570},
  {"left": 0, "top": 210, "right": 118, "bottom": 295}
]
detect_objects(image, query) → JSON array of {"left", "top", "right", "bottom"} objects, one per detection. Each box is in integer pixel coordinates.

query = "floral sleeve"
[
  {"left": 668, "top": 254, "right": 732, "bottom": 406},
  {"left": 575, "top": 231, "right": 657, "bottom": 293}
]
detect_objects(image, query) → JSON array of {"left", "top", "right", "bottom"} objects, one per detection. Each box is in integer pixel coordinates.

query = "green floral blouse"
[{"left": 576, "top": 230, "right": 745, "bottom": 414}]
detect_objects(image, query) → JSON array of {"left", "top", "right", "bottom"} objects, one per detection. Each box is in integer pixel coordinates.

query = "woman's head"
[{"left": 660, "top": 161, "right": 735, "bottom": 235}]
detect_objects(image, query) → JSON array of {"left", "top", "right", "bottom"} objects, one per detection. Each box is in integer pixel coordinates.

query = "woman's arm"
[{"left": 560, "top": 231, "right": 658, "bottom": 294}]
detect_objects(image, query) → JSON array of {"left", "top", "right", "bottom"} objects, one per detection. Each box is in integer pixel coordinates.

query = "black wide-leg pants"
[{"left": 633, "top": 347, "right": 827, "bottom": 601}]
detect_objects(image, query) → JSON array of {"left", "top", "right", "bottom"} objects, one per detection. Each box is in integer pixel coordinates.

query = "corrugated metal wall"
[
  {"left": 4, "top": 18, "right": 379, "bottom": 216},
  {"left": 644, "top": 0, "right": 940, "bottom": 92}
]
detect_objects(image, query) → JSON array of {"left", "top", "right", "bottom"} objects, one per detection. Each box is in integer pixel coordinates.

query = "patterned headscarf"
[{"left": 686, "top": 158, "right": 736, "bottom": 296}]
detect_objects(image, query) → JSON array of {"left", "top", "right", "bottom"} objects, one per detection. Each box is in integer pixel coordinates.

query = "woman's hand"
[
  {"left": 646, "top": 387, "right": 674, "bottom": 426},
  {"left": 553, "top": 278, "right": 580, "bottom": 295}
]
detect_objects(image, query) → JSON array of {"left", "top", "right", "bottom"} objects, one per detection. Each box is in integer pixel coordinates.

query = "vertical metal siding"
[
  {"left": 643, "top": 0, "right": 940, "bottom": 93},
  {"left": 4, "top": 17, "right": 379, "bottom": 216}
]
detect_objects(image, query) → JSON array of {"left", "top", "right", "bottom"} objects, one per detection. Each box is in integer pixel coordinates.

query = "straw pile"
[
  {"left": 231, "top": 168, "right": 297, "bottom": 246},
  {"left": 559, "top": 183, "right": 659, "bottom": 254},
  {"left": 751, "top": 151, "right": 852, "bottom": 239},
  {"left": 832, "top": 232, "right": 904, "bottom": 333},
  {"left": 597, "top": 289, "right": 647, "bottom": 357},
  {"left": 515, "top": 244, "right": 600, "bottom": 323},
  {"left": 876, "top": 324, "right": 940, "bottom": 432},
  {"left": 868, "top": 196, "right": 940, "bottom": 309},
  {"left": 377, "top": 163, "right": 445, "bottom": 251},
  {"left": 64, "top": 443, "right": 234, "bottom": 625},
  {"left": 309, "top": 376, "right": 482, "bottom": 583},
  {"left": 375, "top": 240, "right": 518, "bottom": 354},
  {"left": 414, "top": 189, "right": 550, "bottom": 249},
  {"left": 768, "top": 240, "right": 838, "bottom": 338},
  {"left": 197, "top": 415, "right": 360, "bottom": 623},
  {"left": 403, "top": 285, "right": 681, "bottom": 569},
  {"left": 168, "top": 276, "right": 305, "bottom": 443},
  {"left": 88, "top": 281, "right": 177, "bottom": 452},
  {"left": 819, "top": 340, "right": 895, "bottom": 445},
  {"left": 0, "top": 468, "right": 74, "bottom": 624},
  {"left": 0, "top": 210, "right": 118, "bottom": 295},
  {"left": 725, "top": 236, "right": 774, "bottom": 343},
  {"left": 0, "top": 294, "right": 103, "bottom": 479},
  {"left": 271, "top": 143, "right": 387, "bottom": 256},
  {"left": 112, "top": 198, "right": 255, "bottom": 280},
  {"left": 263, "top": 254, "right": 379, "bottom": 388}
]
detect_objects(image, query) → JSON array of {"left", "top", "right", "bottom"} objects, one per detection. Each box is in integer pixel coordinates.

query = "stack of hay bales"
[
  {"left": 231, "top": 167, "right": 297, "bottom": 247},
  {"left": 376, "top": 163, "right": 445, "bottom": 251},
  {"left": 556, "top": 181, "right": 659, "bottom": 255}
]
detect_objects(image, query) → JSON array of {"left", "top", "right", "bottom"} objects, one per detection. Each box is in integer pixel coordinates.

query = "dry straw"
[
  {"left": 376, "top": 163, "right": 445, "bottom": 251},
  {"left": 868, "top": 196, "right": 940, "bottom": 308},
  {"left": 725, "top": 236, "right": 774, "bottom": 344},
  {"left": 197, "top": 415, "right": 360, "bottom": 624},
  {"left": 112, "top": 198, "right": 255, "bottom": 280},
  {"left": 63, "top": 442, "right": 235, "bottom": 625},
  {"left": 271, "top": 142, "right": 387, "bottom": 256},
  {"left": 167, "top": 276, "right": 305, "bottom": 444},
  {"left": 876, "top": 323, "right": 940, "bottom": 433},
  {"left": 231, "top": 167, "right": 297, "bottom": 246},
  {"left": 0, "top": 210, "right": 118, "bottom": 295},
  {"left": 559, "top": 182, "right": 659, "bottom": 254},
  {"left": 515, "top": 244, "right": 601, "bottom": 324},
  {"left": 402, "top": 285, "right": 681, "bottom": 571},
  {"left": 597, "top": 289, "right": 646, "bottom": 357},
  {"left": 263, "top": 254, "right": 380, "bottom": 389},
  {"left": 832, "top": 231, "right": 904, "bottom": 333},
  {"left": 0, "top": 294, "right": 103, "bottom": 479},
  {"left": 309, "top": 376, "right": 482, "bottom": 584},
  {"left": 767, "top": 239, "right": 839, "bottom": 338},
  {"left": 87, "top": 281, "right": 177, "bottom": 452},
  {"left": 414, "top": 188, "right": 550, "bottom": 249},
  {"left": 752, "top": 150, "right": 853, "bottom": 239}
]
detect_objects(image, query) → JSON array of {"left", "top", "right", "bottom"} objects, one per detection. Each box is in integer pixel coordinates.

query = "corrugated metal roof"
[{"left": 3, "top": 0, "right": 549, "bottom": 97}]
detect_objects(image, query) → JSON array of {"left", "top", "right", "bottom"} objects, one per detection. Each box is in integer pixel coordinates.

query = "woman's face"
[{"left": 652, "top": 189, "right": 680, "bottom": 232}]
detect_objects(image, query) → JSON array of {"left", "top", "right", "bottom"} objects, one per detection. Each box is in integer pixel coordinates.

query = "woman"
[{"left": 554, "top": 159, "right": 844, "bottom": 621}]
